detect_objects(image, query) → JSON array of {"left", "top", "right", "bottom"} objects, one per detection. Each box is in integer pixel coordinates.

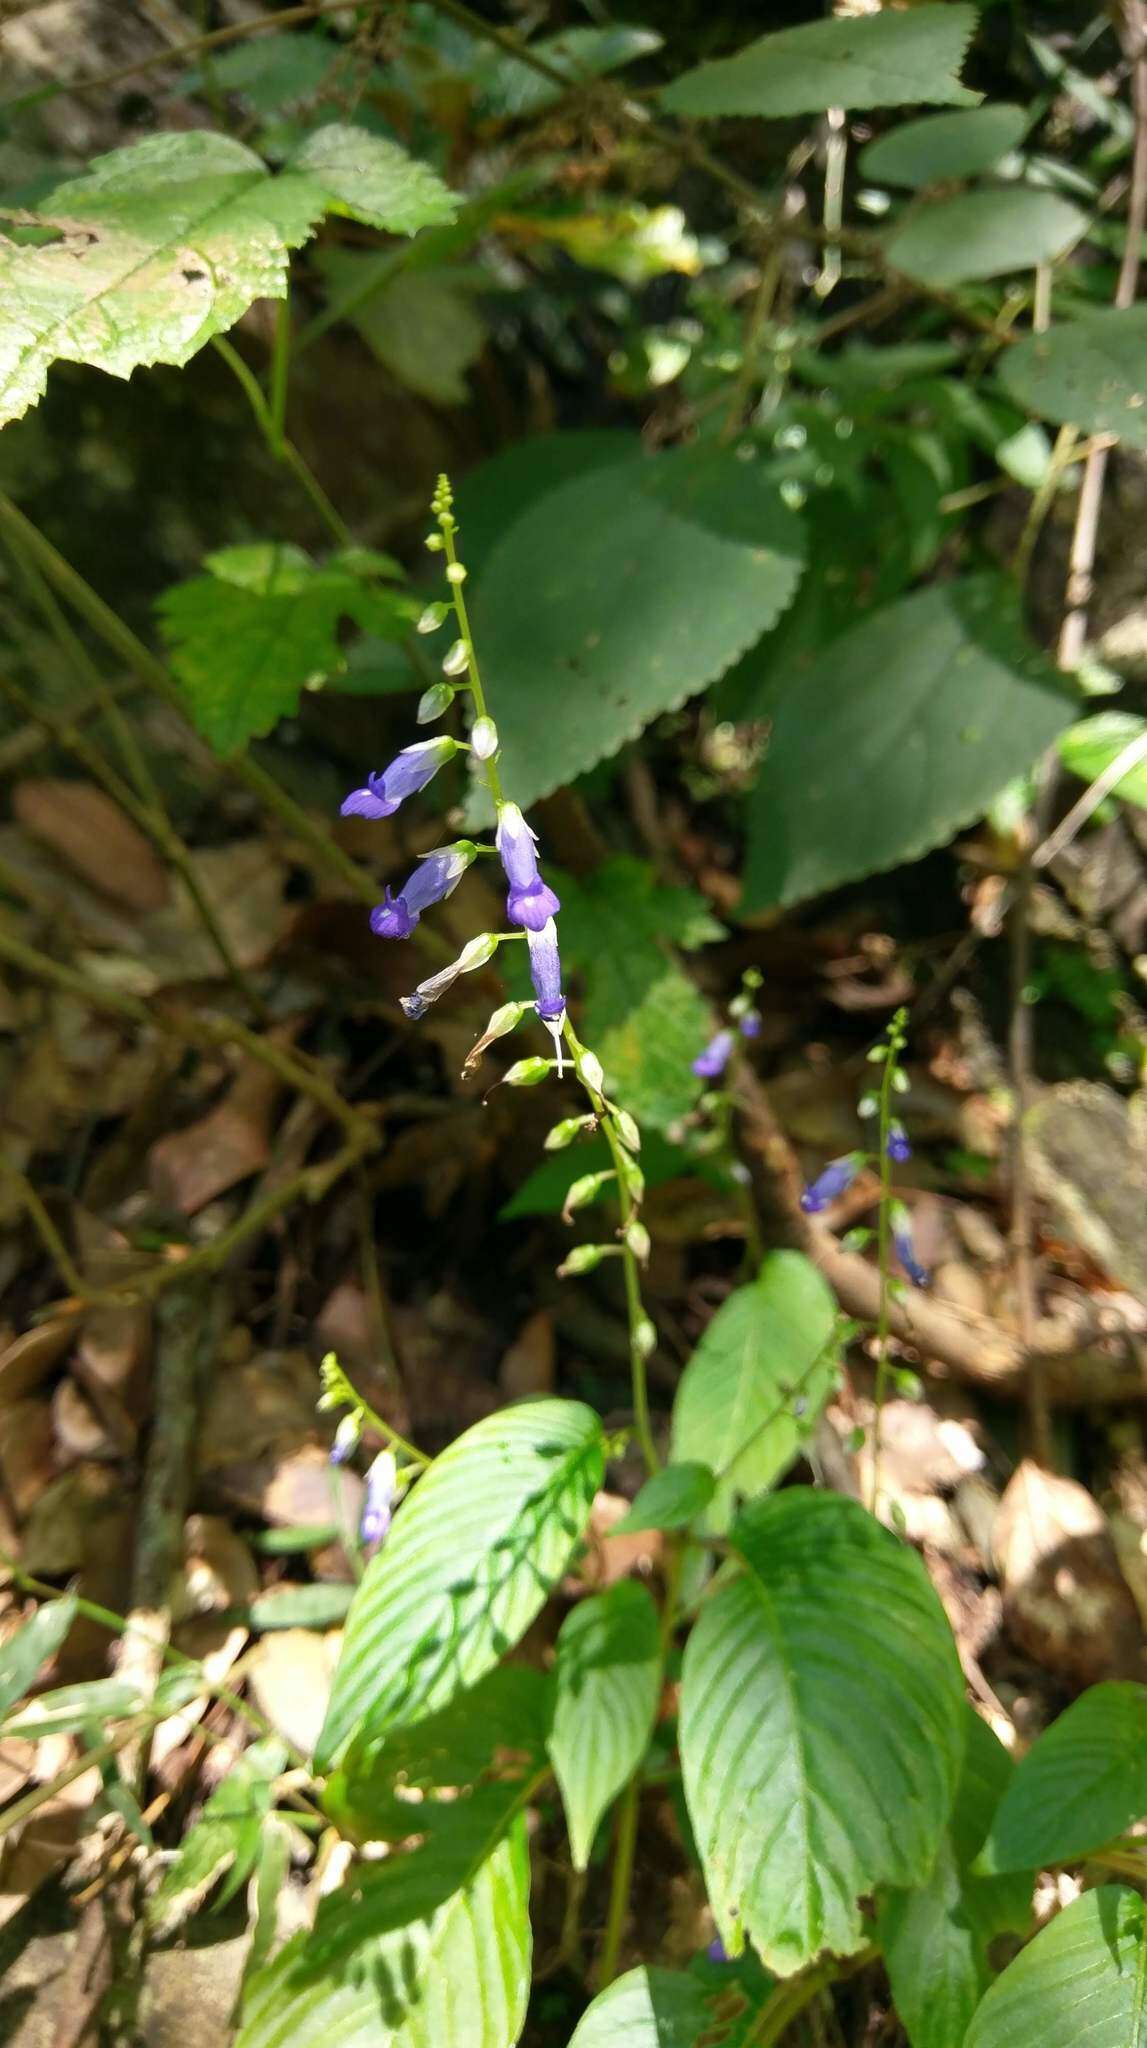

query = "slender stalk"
[
  {"left": 868, "top": 1037, "right": 900, "bottom": 1515},
  {"left": 0, "top": 1150, "right": 88, "bottom": 1297},
  {"left": 438, "top": 513, "right": 504, "bottom": 809},
  {"left": 212, "top": 336, "right": 353, "bottom": 549},
  {"left": 744, "top": 1946, "right": 879, "bottom": 2048},
  {"left": 269, "top": 293, "right": 292, "bottom": 453},
  {"left": 596, "top": 1774, "right": 641, "bottom": 1988}
]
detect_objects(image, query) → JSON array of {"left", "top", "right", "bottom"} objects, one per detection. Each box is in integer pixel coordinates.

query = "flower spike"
[
  {"left": 341, "top": 738, "right": 457, "bottom": 820},
  {"left": 496, "top": 803, "right": 561, "bottom": 932}
]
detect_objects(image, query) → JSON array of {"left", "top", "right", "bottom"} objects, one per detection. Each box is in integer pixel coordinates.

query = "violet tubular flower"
[
  {"left": 887, "top": 1121, "right": 911, "bottom": 1164},
  {"left": 693, "top": 1028, "right": 735, "bottom": 1080},
  {"left": 891, "top": 1201, "right": 928, "bottom": 1288},
  {"left": 527, "top": 918, "right": 568, "bottom": 1074},
  {"left": 341, "top": 738, "right": 457, "bottom": 820},
  {"left": 800, "top": 1152, "right": 863, "bottom": 1214},
  {"left": 369, "top": 844, "right": 476, "bottom": 940},
  {"left": 496, "top": 803, "right": 561, "bottom": 932},
  {"left": 360, "top": 1449, "right": 397, "bottom": 1549}
]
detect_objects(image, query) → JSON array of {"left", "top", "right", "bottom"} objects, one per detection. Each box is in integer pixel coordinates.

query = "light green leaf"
[
  {"left": 615, "top": 1462, "right": 716, "bottom": 1535},
  {"left": 884, "top": 188, "right": 1085, "bottom": 287},
  {"left": 158, "top": 543, "right": 415, "bottom": 753},
  {"left": 671, "top": 1251, "right": 838, "bottom": 1527},
  {"left": 469, "top": 441, "right": 805, "bottom": 811},
  {"left": 149, "top": 1737, "right": 288, "bottom": 1936},
  {"left": 999, "top": 306, "right": 1147, "bottom": 451},
  {"left": 1059, "top": 712, "right": 1147, "bottom": 808},
  {"left": 556, "top": 858, "right": 724, "bottom": 1043},
  {"left": 680, "top": 1488, "right": 965, "bottom": 1974},
  {"left": 879, "top": 1708, "right": 1032, "bottom": 2048},
  {"left": 238, "top": 1816, "right": 296, "bottom": 2016},
  {"left": 598, "top": 968, "right": 713, "bottom": 1134},
  {"left": 316, "top": 1400, "right": 605, "bottom": 1770},
  {"left": 568, "top": 1967, "right": 714, "bottom": 2048},
  {"left": 0, "top": 128, "right": 455, "bottom": 429},
  {"left": 2, "top": 1675, "right": 140, "bottom": 1737},
  {"left": 549, "top": 1581, "right": 662, "bottom": 1869},
  {"left": 248, "top": 1584, "right": 354, "bottom": 1632},
  {"left": 317, "top": 255, "right": 486, "bottom": 404},
  {"left": 965, "top": 1887, "right": 1147, "bottom": 2048},
  {"left": 860, "top": 104, "right": 1029, "bottom": 189},
  {"left": 500, "top": 1131, "right": 706, "bottom": 1222},
  {"left": 237, "top": 1815, "right": 532, "bottom": 2048},
  {"left": 979, "top": 1682, "right": 1147, "bottom": 1875},
  {"left": 473, "top": 24, "right": 662, "bottom": 119},
  {"left": 0, "top": 1592, "right": 76, "bottom": 1718},
  {"left": 660, "top": 6, "right": 978, "bottom": 118},
  {"left": 743, "top": 576, "right": 1076, "bottom": 911}
]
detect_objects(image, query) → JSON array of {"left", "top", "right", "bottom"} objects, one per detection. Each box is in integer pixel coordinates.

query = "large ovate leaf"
[
  {"left": 860, "top": 105, "right": 1029, "bottom": 190},
  {"left": 549, "top": 1581, "right": 662, "bottom": 1869},
  {"left": 469, "top": 442, "right": 805, "bottom": 811},
  {"left": 979, "top": 1682, "right": 1147, "bottom": 1875},
  {"left": 237, "top": 1812, "right": 532, "bottom": 2048},
  {"left": 680, "top": 1488, "right": 965, "bottom": 1975},
  {"left": 965, "top": 1887, "right": 1147, "bottom": 2048},
  {"left": 568, "top": 1967, "right": 713, "bottom": 2048},
  {"left": 157, "top": 543, "right": 415, "bottom": 754},
  {"left": 318, "top": 254, "right": 486, "bottom": 404},
  {"left": 743, "top": 576, "right": 1076, "bottom": 911},
  {"left": 670, "top": 1251, "right": 839, "bottom": 1526},
  {"left": 0, "top": 1592, "right": 76, "bottom": 1718},
  {"left": 999, "top": 306, "right": 1147, "bottom": 451},
  {"left": 660, "top": 6, "right": 978, "bottom": 118},
  {"left": 879, "top": 1708, "right": 1033, "bottom": 2048},
  {"left": 884, "top": 189, "right": 1085, "bottom": 287},
  {"left": 149, "top": 1737, "right": 288, "bottom": 1936},
  {"left": 0, "top": 126, "right": 455, "bottom": 428},
  {"left": 315, "top": 1400, "right": 605, "bottom": 1770}
]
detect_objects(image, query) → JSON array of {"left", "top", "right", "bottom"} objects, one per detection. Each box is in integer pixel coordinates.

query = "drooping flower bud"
[
  {"left": 625, "top": 1219, "right": 651, "bottom": 1263},
  {"left": 502, "top": 1057, "right": 552, "bottom": 1087},
  {"left": 886, "top": 1121, "right": 911, "bottom": 1163},
  {"left": 417, "top": 602, "right": 448, "bottom": 635},
  {"left": 417, "top": 682, "right": 454, "bottom": 724},
  {"left": 341, "top": 738, "right": 457, "bottom": 820},
  {"left": 614, "top": 1109, "right": 641, "bottom": 1153},
  {"left": 360, "top": 1449, "right": 397, "bottom": 1548},
  {"left": 401, "top": 932, "right": 499, "bottom": 1020},
  {"left": 471, "top": 716, "right": 499, "bottom": 760},
  {"left": 562, "top": 1170, "right": 615, "bottom": 1222},
  {"left": 692, "top": 1029, "right": 735, "bottom": 1080},
  {"left": 557, "top": 1243, "right": 620, "bottom": 1278},
  {"left": 890, "top": 1201, "right": 928, "bottom": 1287},
  {"left": 799, "top": 1152, "right": 864, "bottom": 1214},
  {"left": 545, "top": 1115, "right": 596, "bottom": 1151},
  {"left": 329, "top": 1415, "right": 359, "bottom": 1466},
  {"left": 576, "top": 1049, "right": 605, "bottom": 1095}
]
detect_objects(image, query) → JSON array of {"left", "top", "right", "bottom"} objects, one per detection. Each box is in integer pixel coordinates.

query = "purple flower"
[
  {"left": 693, "top": 1029, "right": 735, "bottom": 1080},
  {"left": 496, "top": 803, "right": 561, "bottom": 932},
  {"left": 800, "top": 1152, "right": 863, "bottom": 1214},
  {"left": 329, "top": 1416, "right": 358, "bottom": 1466},
  {"left": 341, "top": 738, "right": 457, "bottom": 821},
  {"left": 887, "top": 1121, "right": 911, "bottom": 1164},
  {"left": 739, "top": 1012, "right": 762, "bottom": 1040},
  {"left": 707, "top": 1937, "right": 730, "bottom": 1964},
  {"left": 369, "top": 844, "right": 476, "bottom": 940},
  {"left": 401, "top": 932, "right": 499, "bottom": 1021},
  {"left": 526, "top": 918, "right": 565, "bottom": 1022},
  {"left": 360, "top": 1449, "right": 397, "bottom": 1548},
  {"left": 891, "top": 1202, "right": 928, "bottom": 1288}
]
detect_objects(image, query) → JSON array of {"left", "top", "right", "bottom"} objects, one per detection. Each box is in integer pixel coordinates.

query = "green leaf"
[
  {"left": 316, "top": 1399, "right": 605, "bottom": 1770},
  {"left": 884, "top": 189, "right": 1085, "bottom": 287},
  {"left": 149, "top": 1736, "right": 288, "bottom": 1936},
  {"left": 469, "top": 441, "right": 805, "bottom": 811},
  {"left": 568, "top": 1967, "right": 714, "bottom": 2048},
  {"left": 549, "top": 1581, "right": 662, "bottom": 1869},
  {"left": 999, "top": 306, "right": 1147, "bottom": 451},
  {"left": 557, "top": 858, "right": 723, "bottom": 1043},
  {"left": 597, "top": 968, "right": 713, "bottom": 1134},
  {"left": 680, "top": 1488, "right": 965, "bottom": 1974},
  {"left": 879, "top": 1708, "right": 1032, "bottom": 2048},
  {"left": 179, "top": 34, "right": 340, "bottom": 113},
  {"left": 500, "top": 1130, "right": 708, "bottom": 1221},
  {"left": 743, "top": 576, "right": 1076, "bottom": 911},
  {"left": 2, "top": 1675, "right": 141, "bottom": 1737},
  {"left": 670, "top": 1251, "right": 839, "bottom": 1527},
  {"left": 0, "top": 128, "right": 455, "bottom": 428},
  {"left": 615, "top": 1462, "right": 716, "bottom": 1535},
  {"left": 979, "top": 1682, "right": 1147, "bottom": 1875},
  {"left": 248, "top": 1584, "right": 355, "bottom": 1632},
  {"left": 473, "top": 24, "right": 662, "bottom": 119},
  {"left": 317, "top": 255, "right": 486, "bottom": 404},
  {"left": 237, "top": 1814, "right": 532, "bottom": 2048},
  {"left": 1059, "top": 712, "right": 1147, "bottom": 808},
  {"left": 455, "top": 430, "right": 635, "bottom": 573},
  {"left": 660, "top": 6, "right": 978, "bottom": 118},
  {"left": 158, "top": 543, "right": 414, "bottom": 753},
  {"left": 0, "top": 1593, "right": 76, "bottom": 1718},
  {"left": 238, "top": 1816, "right": 296, "bottom": 2016},
  {"left": 965, "top": 1887, "right": 1147, "bottom": 2048},
  {"left": 860, "top": 105, "right": 1029, "bottom": 189}
]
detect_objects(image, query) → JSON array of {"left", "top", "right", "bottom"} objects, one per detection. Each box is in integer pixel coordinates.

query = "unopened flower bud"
[
  {"left": 417, "top": 602, "right": 448, "bottom": 635},
  {"left": 462, "top": 1000, "right": 529, "bottom": 1075},
  {"left": 557, "top": 1243, "right": 618, "bottom": 1279},
  {"left": 446, "top": 561, "right": 467, "bottom": 585},
  {"left": 857, "top": 1093, "right": 878, "bottom": 1119},
  {"left": 503, "top": 1056, "right": 552, "bottom": 1087},
  {"left": 425, "top": 533, "right": 445, "bottom": 552},
  {"left": 634, "top": 1317, "right": 657, "bottom": 1359},
  {"left": 329, "top": 1415, "right": 359, "bottom": 1466},
  {"left": 562, "top": 1170, "right": 615, "bottom": 1222},
  {"left": 892, "top": 1068, "right": 910, "bottom": 1094},
  {"left": 614, "top": 1110, "right": 641, "bottom": 1153},
  {"left": 471, "top": 716, "right": 498, "bottom": 759},
  {"left": 417, "top": 682, "right": 455, "bottom": 724},
  {"left": 625, "top": 1219, "right": 651, "bottom": 1263},
  {"left": 616, "top": 1151, "right": 645, "bottom": 1204},
  {"left": 545, "top": 1115, "right": 596, "bottom": 1151},
  {"left": 577, "top": 1049, "right": 605, "bottom": 1095},
  {"left": 442, "top": 638, "right": 470, "bottom": 678}
]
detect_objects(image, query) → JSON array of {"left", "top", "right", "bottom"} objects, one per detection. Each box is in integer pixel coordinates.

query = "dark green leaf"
[
  {"left": 549, "top": 1581, "right": 662, "bottom": 1868},
  {"left": 615, "top": 1463, "right": 717, "bottom": 1535},
  {"left": 999, "top": 307, "right": 1147, "bottom": 451},
  {"left": 473, "top": 25, "right": 662, "bottom": 119},
  {"left": 661, "top": 6, "right": 978, "bottom": 118},
  {"left": 742, "top": 576, "right": 1076, "bottom": 910},
  {"left": 1058, "top": 711, "right": 1147, "bottom": 807},
  {"left": 965, "top": 1887, "right": 1147, "bottom": 2048},
  {"left": 860, "top": 105, "right": 1029, "bottom": 189},
  {"left": 568, "top": 1967, "right": 714, "bottom": 2048},
  {"left": 884, "top": 189, "right": 1085, "bottom": 287},
  {"left": 680, "top": 1489, "right": 965, "bottom": 1973},
  {"left": 318, "top": 255, "right": 486, "bottom": 404},
  {"left": 556, "top": 859, "right": 724, "bottom": 1042},
  {"left": 316, "top": 1400, "right": 605, "bottom": 1770}
]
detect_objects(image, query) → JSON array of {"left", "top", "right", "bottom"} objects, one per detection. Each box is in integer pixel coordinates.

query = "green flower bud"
[
  {"left": 442, "top": 638, "right": 470, "bottom": 677},
  {"left": 446, "top": 561, "right": 467, "bottom": 585},
  {"left": 634, "top": 1317, "right": 657, "bottom": 1359},
  {"left": 471, "top": 716, "right": 498, "bottom": 759},
  {"left": 557, "top": 1243, "right": 619, "bottom": 1279},
  {"left": 417, "top": 681, "right": 455, "bottom": 723},
  {"left": 624, "top": 1219, "right": 651, "bottom": 1263},
  {"left": 417, "top": 602, "right": 448, "bottom": 635},
  {"left": 545, "top": 1115, "right": 596, "bottom": 1151},
  {"left": 613, "top": 1109, "right": 641, "bottom": 1153},
  {"left": 502, "top": 1056, "right": 552, "bottom": 1087},
  {"left": 562, "top": 1170, "right": 615, "bottom": 1222},
  {"left": 576, "top": 1049, "right": 605, "bottom": 1095}
]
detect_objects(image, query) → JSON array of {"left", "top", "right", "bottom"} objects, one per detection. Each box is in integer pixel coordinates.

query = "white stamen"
[{"left": 545, "top": 1014, "right": 567, "bottom": 1077}]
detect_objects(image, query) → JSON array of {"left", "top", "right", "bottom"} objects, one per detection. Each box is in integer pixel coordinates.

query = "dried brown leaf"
[{"left": 11, "top": 779, "right": 169, "bottom": 914}]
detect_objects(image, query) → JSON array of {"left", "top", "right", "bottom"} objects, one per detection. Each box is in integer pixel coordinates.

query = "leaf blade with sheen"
[
  {"left": 965, "top": 1886, "right": 1147, "bottom": 2048},
  {"left": 661, "top": 6, "right": 978, "bottom": 118},
  {"left": 568, "top": 1966, "right": 714, "bottom": 2048},
  {"left": 549, "top": 1581, "right": 662, "bottom": 1869},
  {"left": 979, "top": 1681, "right": 1147, "bottom": 1874}
]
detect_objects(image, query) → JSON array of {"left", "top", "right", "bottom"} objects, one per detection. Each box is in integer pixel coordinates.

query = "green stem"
[
  {"left": 743, "top": 1946, "right": 878, "bottom": 2048},
  {"left": 438, "top": 514, "right": 505, "bottom": 810},
  {"left": 212, "top": 336, "right": 353, "bottom": 549},
  {"left": 596, "top": 1773, "right": 641, "bottom": 1988},
  {"left": 869, "top": 1048, "right": 899, "bottom": 1515},
  {"left": 269, "top": 292, "right": 292, "bottom": 452}
]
